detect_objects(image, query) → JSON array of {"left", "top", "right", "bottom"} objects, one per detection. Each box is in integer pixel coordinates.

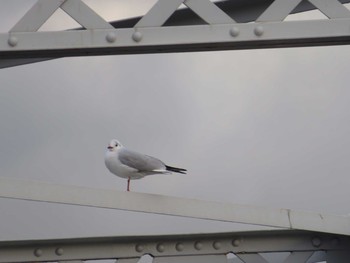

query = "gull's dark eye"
[{"left": 115, "top": 142, "right": 118, "bottom": 147}]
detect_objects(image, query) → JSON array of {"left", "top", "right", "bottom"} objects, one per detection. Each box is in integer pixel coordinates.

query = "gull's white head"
[{"left": 107, "top": 139, "right": 123, "bottom": 151}]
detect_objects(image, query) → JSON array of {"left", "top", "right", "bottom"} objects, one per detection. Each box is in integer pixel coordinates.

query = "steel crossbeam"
[
  {"left": 0, "top": 177, "right": 349, "bottom": 236},
  {"left": 1, "top": 0, "right": 350, "bottom": 68},
  {"left": 1, "top": 177, "right": 349, "bottom": 261},
  {"left": 0, "top": 230, "right": 349, "bottom": 263}
]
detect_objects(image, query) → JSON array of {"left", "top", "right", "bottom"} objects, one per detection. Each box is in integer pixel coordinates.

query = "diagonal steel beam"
[
  {"left": 283, "top": 251, "right": 314, "bottom": 263},
  {"left": 183, "top": 0, "right": 235, "bottom": 24},
  {"left": 135, "top": 0, "right": 185, "bottom": 27},
  {"left": 11, "top": 0, "right": 112, "bottom": 32},
  {"left": 258, "top": 0, "right": 350, "bottom": 22},
  {"left": 309, "top": 0, "right": 350, "bottom": 18},
  {"left": 10, "top": 0, "right": 66, "bottom": 32},
  {"left": 257, "top": 0, "right": 303, "bottom": 22},
  {"left": 236, "top": 254, "right": 268, "bottom": 263},
  {"left": 0, "top": 177, "right": 349, "bottom": 235},
  {"left": 60, "top": 0, "right": 113, "bottom": 29}
]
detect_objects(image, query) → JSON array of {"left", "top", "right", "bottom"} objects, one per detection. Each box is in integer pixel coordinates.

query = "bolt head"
[
  {"left": 8, "top": 36, "right": 18, "bottom": 47},
  {"left": 106, "top": 32, "right": 117, "bottom": 43},
  {"left": 230, "top": 27, "right": 240, "bottom": 37},
  {"left": 132, "top": 31, "right": 143, "bottom": 42},
  {"left": 34, "top": 249, "right": 43, "bottom": 257},
  {"left": 194, "top": 241, "right": 203, "bottom": 250},
  {"left": 213, "top": 241, "right": 221, "bottom": 250},
  {"left": 157, "top": 243, "right": 165, "bottom": 252},
  {"left": 55, "top": 248, "right": 64, "bottom": 256},
  {"left": 232, "top": 238, "right": 241, "bottom": 247},
  {"left": 254, "top": 26, "right": 264, "bottom": 36},
  {"left": 312, "top": 237, "right": 322, "bottom": 247},
  {"left": 175, "top": 242, "right": 184, "bottom": 251},
  {"left": 135, "top": 244, "right": 144, "bottom": 252}
]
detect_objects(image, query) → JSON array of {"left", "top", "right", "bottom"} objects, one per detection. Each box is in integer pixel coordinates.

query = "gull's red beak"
[{"left": 107, "top": 146, "right": 113, "bottom": 150}]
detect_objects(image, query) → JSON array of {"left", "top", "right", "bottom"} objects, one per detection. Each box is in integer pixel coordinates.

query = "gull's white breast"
[{"left": 105, "top": 150, "right": 144, "bottom": 179}]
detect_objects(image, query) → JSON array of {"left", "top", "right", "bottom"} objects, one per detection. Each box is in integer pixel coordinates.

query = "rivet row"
[
  {"left": 33, "top": 247, "right": 64, "bottom": 257},
  {"left": 134, "top": 238, "right": 241, "bottom": 253},
  {"left": 7, "top": 26, "right": 266, "bottom": 48}
]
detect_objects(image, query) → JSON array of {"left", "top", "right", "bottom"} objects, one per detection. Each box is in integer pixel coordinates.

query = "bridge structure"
[
  {"left": 0, "top": 177, "right": 349, "bottom": 263},
  {"left": 1, "top": 0, "right": 350, "bottom": 262}
]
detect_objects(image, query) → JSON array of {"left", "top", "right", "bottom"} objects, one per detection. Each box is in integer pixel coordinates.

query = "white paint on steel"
[
  {"left": 283, "top": 251, "right": 314, "bottom": 263},
  {"left": 1, "top": 0, "right": 350, "bottom": 68},
  {"left": 0, "top": 177, "right": 349, "bottom": 235},
  {"left": 135, "top": 0, "right": 184, "bottom": 27},
  {"left": 183, "top": 0, "right": 235, "bottom": 24},
  {"left": 257, "top": 0, "right": 350, "bottom": 22},
  {"left": 10, "top": 0, "right": 66, "bottom": 32}
]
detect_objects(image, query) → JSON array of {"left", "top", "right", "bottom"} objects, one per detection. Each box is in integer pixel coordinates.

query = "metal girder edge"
[
  {"left": 0, "top": 230, "right": 349, "bottom": 263},
  {"left": 1, "top": 19, "right": 350, "bottom": 60},
  {"left": 0, "top": 177, "right": 349, "bottom": 235},
  {"left": 283, "top": 251, "right": 314, "bottom": 263},
  {"left": 235, "top": 253, "right": 268, "bottom": 263},
  {"left": 2, "top": 0, "right": 350, "bottom": 68},
  {"left": 153, "top": 255, "right": 227, "bottom": 263}
]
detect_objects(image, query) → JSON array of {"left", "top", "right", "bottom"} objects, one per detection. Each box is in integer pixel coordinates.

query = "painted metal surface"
[
  {"left": 1, "top": 0, "right": 350, "bottom": 68},
  {"left": 1, "top": 1, "right": 350, "bottom": 262},
  {"left": 0, "top": 177, "right": 349, "bottom": 236},
  {"left": 0, "top": 230, "right": 349, "bottom": 262}
]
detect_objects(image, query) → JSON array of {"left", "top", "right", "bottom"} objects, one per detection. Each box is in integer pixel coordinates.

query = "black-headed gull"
[{"left": 105, "top": 139, "right": 186, "bottom": 191}]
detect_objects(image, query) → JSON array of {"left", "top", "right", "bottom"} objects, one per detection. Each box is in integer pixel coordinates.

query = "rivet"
[
  {"left": 230, "top": 27, "right": 240, "bottom": 37},
  {"left": 157, "top": 243, "right": 165, "bottom": 252},
  {"left": 34, "top": 248, "right": 43, "bottom": 257},
  {"left": 194, "top": 241, "right": 203, "bottom": 250},
  {"left": 106, "top": 32, "right": 116, "bottom": 43},
  {"left": 175, "top": 242, "right": 184, "bottom": 251},
  {"left": 311, "top": 237, "right": 322, "bottom": 247},
  {"left": 213, "top": 241, "right": 221, "bottom": 250},
  {"left": 135, "top": 244, "right": 144, "bottom": 252},
  {"left": 8, "top": 36, "right": 18, "bottom": 47},
  {"left": 232, "top": 238, "right": 241, "bottom": 247},
  {"left": 55, "top": 248, "right": 64, "bottom": 256},
  {"left": 132, "top": 31, "right": 143, "bottom": 42},
  {"left": 254, "top": 26, "right": 264, "bottom": 36}
]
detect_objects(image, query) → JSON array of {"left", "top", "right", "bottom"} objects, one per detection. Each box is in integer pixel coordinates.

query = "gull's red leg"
[{"left": 127, "top": 178, "right": 130, "bottom": 191}]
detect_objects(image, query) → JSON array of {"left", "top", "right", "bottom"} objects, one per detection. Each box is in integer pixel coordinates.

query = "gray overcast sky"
[{"left": 0, "top": 1, "right": 350, "bottom": 241}]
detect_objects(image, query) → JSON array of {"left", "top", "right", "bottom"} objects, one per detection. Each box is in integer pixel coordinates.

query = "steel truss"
[
  {"left": 0, "top": 177, "right": 349, "bottom": 262},
  {"left": 0, "top": 230, "right": 349, "bottom": 263},
  {"left": 1, "top": 1, "right": 350, "bottom": 262},
  {"left": 1, "top": 0, "right": 350, "bottom": 68}
]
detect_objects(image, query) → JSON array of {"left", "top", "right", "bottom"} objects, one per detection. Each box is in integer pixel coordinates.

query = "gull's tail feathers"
[{"left": 165, "top": 165, "right": 187, "bottom": 174}]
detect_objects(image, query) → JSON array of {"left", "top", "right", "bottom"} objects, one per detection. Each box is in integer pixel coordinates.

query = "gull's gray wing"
[{"left": 118, "top": 148, "right": 166, "bottom": 172}]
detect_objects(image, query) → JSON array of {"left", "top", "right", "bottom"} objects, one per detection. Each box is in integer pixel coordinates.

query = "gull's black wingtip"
[{"left": 165, "top": 165, "right": 187, "bottom": 174}]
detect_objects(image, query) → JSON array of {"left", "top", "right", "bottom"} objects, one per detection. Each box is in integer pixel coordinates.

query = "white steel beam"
[
  {"left": 309, "top": 0, "right": 350, "bottom": 19},
  {"left": 10, "top": 0, "right": 112, "bottom": 32},
  {"left": 2, "top": 0, "right": 350, "bottom": 68},
  {"left": 0, "top": 230, "right": 348, "bottom": 263},
  {"left": 153, "top": 255, "right": 228, "bottom": 263},
  {"left": 257, "top": 0, "right": 350, "bottom": 22},
  {"left": 10, "top": 0, "right": 66, "bottom": 32},
  {"left": 183, "top": 0, "right": 235, "bottom": 24},
  {"left": 2, "top": 19, "right": 350, "bottom": 61},
  {"left": 257, "top": 0, "right": 303, "bottom": 22},
  {"left": 283, "top": 251, "right": 314, "bottom": 263},
  {"left": 135, "top": 0, "right": 188, "bottom": 27},
  {"left": 60, "top": 0, "right": 114, "bottom": 29},
  {"left": 0, "top": 177, "right": 349, "bottom": 236},
  {"left": 236, "top": 254, "right": 268, "bottom": 263}
]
